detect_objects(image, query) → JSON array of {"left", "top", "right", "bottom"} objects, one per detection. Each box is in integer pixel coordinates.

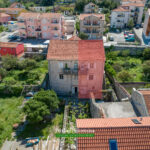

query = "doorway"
[{"left": 75, "top": 87, "right": 78, "bottom": 94}]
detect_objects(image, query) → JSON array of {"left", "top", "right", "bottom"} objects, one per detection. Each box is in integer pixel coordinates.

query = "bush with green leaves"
[
  {"left": 105, "top": 62, "right": 116, "bottom": 77},
  {"left": 143, "top": 48, "right": 150, "bottom": 60},
  {"left": 24, "top": 90, "right": 60, "bottom": 123},
  {"left": 118, "top": 70, "right": 133, "bottom": 82},
  {"left": 0, "top": 68, "right": 7, "bottom": 79},
  {"left": 79, "top": 32, "right": 88, "bottom": 40},
  {"left": 112, "top": 63, "right": 122, "bottom": 72},
  {"left": 142, "top": 60, "right": 150, "bottom": 81}
]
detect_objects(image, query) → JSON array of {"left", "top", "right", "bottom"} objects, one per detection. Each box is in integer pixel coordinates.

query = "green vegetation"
[
  {"left": 128, "top": 18, "right": 134, "bottom": 29},
  {"left": 0, "top": 97, "right": 24, "bottom": 147},
  {"left": 143, "top": 48, "right": 150, "bottom": 60},
  {"left": 79, "top": 32, "right": 88, "bottom": 40},
  {"left": 24, "top": 90, "right": 60, "bottom": 124},
  {"left": 0, "top": 26, "right": 8, "bottom": 33}
]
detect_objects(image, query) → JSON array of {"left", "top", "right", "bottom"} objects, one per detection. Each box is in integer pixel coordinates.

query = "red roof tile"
[
  {"left": 9, "top": 2, "right": 22, "bottom": 8},
  {"left": 113, "top": 7, "right": 129, "bottom": 12},
  {"left": 76, "top": 117, "right": 150, "bottom": 150},
  {"left": 0, "top": 42, "right": 21, "bottom": 48},
  {"left": 122, "top": 2, "right": 144, "bottom": 6},
  {"left": 47, "top": 40, "right": 105, "bottom": 61},
  {"left": 0, "top": 13, "right": 10, "bottom": 17},
  {"left": 79, "top": 14, "right": 105, "bottom": 20},
  {"left": 0, "top": 8, "right": 24, "bottom": 11},
  {"left": 139, "top": 90, "right": 150, "bottom": 115},
  {"left": 76, "top": 117, "right": 150, "bottom": 128}
]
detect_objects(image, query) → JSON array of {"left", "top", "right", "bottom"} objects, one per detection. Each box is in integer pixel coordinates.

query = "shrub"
[
  {"left": 105, "top": 62, "right": 116, "bottom": 77},
  {"left": 79, "top": 32, "right": 88, "bottom": 40},
  {"left": 142, "top": 60, "right": 150, "bottom": 81},
  {"left": 0, "top": 68, "right": 7, "bottom": 79},
  {"left": 118, "top": 70, "right": 133, "bottom": 82},
  {"left": 112, "top": 63, "right": 122, "bottom": 72},
  {"left": 143, "top": 48, "right": 150, "bottom": 60},
  {"left": 120, "top": 50, "right": 130, "bottom": 57}
]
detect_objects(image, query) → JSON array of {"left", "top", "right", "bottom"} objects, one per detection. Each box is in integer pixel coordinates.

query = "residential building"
[
  {"left": 9, "top": 2, "right": 25, "bottom": 8},
  {"left": 79, "top": 14, "right": 105, "bottom": 39},
  {"left": 121, "top": 0, "right": 146, "bottom": 5},
  {"left": 29, "top": 7, "right": 46, "bottom": 13},
  {"left": 131, "top": 88, "right": 150, "bottom": 116},
  {"left": 76, "top": 117, "right": 150, "bottom": 150},
  {"left": 47, "top": 38, "right": 105, "bottom": 99},
  {"left": 63, "top": 17, "right": 75, "bottom": 35},
  {"left": 84, "top": 2, "right": 99, "bottom": 13},
  {"left": 0, "top": 8, "right": 27, "bottom": 20},
  {"left": 0, "top": 42, "right": 24, "bottom": 57},
  {"left": 111, "top": 2, "right": 144, "bottom": 28},
  {"left": 143, "top": 9, "right": 150, "bottom": 42},
  {"left": 17, "top": 13, "right": 64, "bottom": 39},
  {"left": 0, "top": 13, "right": 11, "bottom": 24}
]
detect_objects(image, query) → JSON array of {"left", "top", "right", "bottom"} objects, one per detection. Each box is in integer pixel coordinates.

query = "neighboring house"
[
  {"left": 79, "top": 14, "right": 105, "bottom": 39},
  {"left": 84, "top": 2, "right": 99, "bottom": 13},
  {"left": 0, "top": 42, "right": 24, "bottom": 57},
  {"left": 131, "top": 88, "right": 150, "bottom": 116},
  {"left": 63, "top": 17, "right": 75, "bottom": 35},
  {"left": 121, "top": 0, "right": 146, "bottom": 5},
  {"left": 17, "top": 13, "right": 64, "bottom": 39},
  {"left": 143, "top": 9, "right": 150, "bottom": 41},
  {"left": 47, "top": 38, "right": 105, "bottom": 99},
  {"left": 76, "top": 117, "right": 150, "bottom": 150},
  {"left": 0, "top": 13, "right": 11, "bottom": 24},
  {"left": 9, "top": 2, "right": 25, "bottom": 8},
  {"left": 111, "top": 2, "right": 144, "bottom": 28},
  {"left": 0, "top": 8, "right": 27, "bottom": 20},
  {"left": 29, "top": 7, "right": 46, "bottom": 13}
]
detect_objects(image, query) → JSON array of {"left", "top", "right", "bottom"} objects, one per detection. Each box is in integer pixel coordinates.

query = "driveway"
[{"left": 108, "top": 31, "right": 125, "bottom": 43}]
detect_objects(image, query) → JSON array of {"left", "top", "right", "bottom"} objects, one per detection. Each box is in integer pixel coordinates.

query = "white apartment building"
[{"left": 111, "top": 3, "right": 144, "bottom": 28}]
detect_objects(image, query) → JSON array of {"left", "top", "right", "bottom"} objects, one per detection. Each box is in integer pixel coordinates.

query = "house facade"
[
  {"left": 111, "top": 2, "right": 144, "bottom": 28},
  {"left": 84, "top": 2, "right": 99, "bottom": 13},
  {"left": 0, "top": 8, "right": 27, "bottom": 20},
  {"left": 29, "top": 7, "right": 46, "bottom": 12},
  {"left": 143, "top": 9, "right": 150, "bottom": 40},
  {"left": 79, "top": 14, "right": 105, "bottom": 39},
  {"left": 121, "top": 0, "right": 146, "bottom": 5},
  {"left": 131, "top": 88, "right": 150, "bottom": 116},
  {"left": 63, "top": 18, "right": 75, "bottom": 35},
  {"left": 17, "top": 13, "right": 64, "bottom": 39},
  {"left": 9, "top": 2, "right": 25, "bottom": 8},
  {"left": 76, "top": 117, "right": 150, "bottom": 149},
  {"left": 0, "top": 13, "right": 11, "bottom": 24},
  {"left": 0, "top": 42, "right": 24, "bottom": 57},
  {"left": 47, "top": 38, "right": 105, "bottom": 99}
]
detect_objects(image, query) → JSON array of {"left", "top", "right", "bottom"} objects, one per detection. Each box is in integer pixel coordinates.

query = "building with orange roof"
[
  {"left": 76, "top": 117, "right": 150, "bottom": 150},
  {"left": 131, "top": 88, "right": 150, "bottom": 116},
  {"left": 9, "top": 2, "right": 25, "bottom": 9},
  {"left": 111, "top": 0, "right": 144, "bottom": 28},
  {"left": 79, "top": 14, "right": 105, "bottom": 39},
  {"left": 121, "top": 0, "right": 146, "bottom": 5},
  {"left": 47, "top": 39, "right": 105, "bottom": 99},
  {"left": 0, "top": 8, "right": 27, "bottom": 20},
  {"left": 17, "top": 12, "right": 64, "bottom": 39},
  {"left": 0, "top": 42, "right": 24, "bottom": 57},
  {"left": 0, "top": 13, "right": 11, "bottom": 24}
]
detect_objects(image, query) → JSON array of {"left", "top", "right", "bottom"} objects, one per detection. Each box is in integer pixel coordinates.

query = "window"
[
  {"left": 74, "top": 75, "right": 78, "bottom": 80},
  {"left": 90, "top": 63, "right": 94, "bottom": 68},
  {"left": 74, "top": 63, "right": 78, "bottom": 69},
  {"left": 89, "top": 74, "right": 94, "bottom": 80},
  {"left": 59, "top": 74, "right": 64, "bottom": 79},
  {"left": 109, "top": 139, "right": 118, "bottom": 150}
]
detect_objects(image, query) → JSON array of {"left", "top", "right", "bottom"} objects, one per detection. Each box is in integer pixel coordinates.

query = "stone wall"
[{"left": 106, "top": 73, "right": 131, "bottom": 101}]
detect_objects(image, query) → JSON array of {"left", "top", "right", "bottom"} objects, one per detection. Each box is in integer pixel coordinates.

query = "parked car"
[
  {"left": 135, "top": 25, "right": 140, "bottom": 29},
  {"left": 126, "top": 37, "right": 135, "bottom": 42},
  {"left": 109, "top": 36, "right": 114, "bottom": 41},
  {"left": 26, "top": 137, "right": 39, "bottom": 147},
  {"left": 8, "top": 35, "right": 18, "bottom": 41},
  {"left": 16, "top": 37, "right": 23, "bottom": 42}
]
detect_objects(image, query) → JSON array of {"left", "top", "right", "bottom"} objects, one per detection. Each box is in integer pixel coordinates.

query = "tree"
[
  {"left": 0, "top": 68, "right": 7, "bottom": 79},
  {"left": 2, "top": 55, "right": 18, "bottom": 70},
  {"left": 33, "top": 90, "right": 60, "bottom": 111},
  {"left": 143, "top": 48, "right": 150, "bottom": 60},
  {"left": 24, "top": 100, "right": 50, "bottom": 123},
  {"left": 118, "top": 70, "right": 133, "bottom": 82},
  {"left": 142, "top": 60, "right": 150, "bottom": 81},
  {"left": 105, "top": 62, "right": 116, "bottom": 76},
  {"left": 75, "top": 21, "right": 80, "bottom": 33},
  {"left": 79, "top": 32, "right": 88, "bottom": 40},
  {"left": 128, "top": 18, "right": 134, "bottom": 29}
]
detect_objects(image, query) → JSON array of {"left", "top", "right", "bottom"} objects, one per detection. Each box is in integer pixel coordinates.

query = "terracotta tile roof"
[
  {"left": 113, "top": 7, "right": 129, "bottom": 12},
  {"left": 47, "top": 40, "right": 78, "bottom": 60},
  {"left": 0, "top": 42, "right": 21, "bottom": 48},
  {"left": 76, "top": 117, "right": 150, "bottom": 150},
  {"left": 0, "top": 8, "right": 24, "bottom": 11},
  {"left": 139, "top": 90, "right": 150, "bottom": 115},
  {"left": 79, "top": 14, "right": 105, "bottom": 20},
  {"left": 122, "top": 2, "right": 144, "bottom": 6},
  {"left": 78, "top": 40, "right": 105, "bottom": 61},
  {"left": 68, "top": 35, "right": 81, "bottom": 40},
  {"left": 18, "top": 12, "right": 62, "bottom": 19},
  {"left": 0, "top": 13, "right": 10, "bottom": 17},
  {"left": 9, "top": 2, "right": 22, "bottom": 8},
  {"left": 47, "top": 40, "right": 105, "bottom": 61},
  {"left": 122, "top": 0, "right": 145, "bottom": 3},
  {"left": 76, "top": 117, "right": 150, "bottom": 128}
]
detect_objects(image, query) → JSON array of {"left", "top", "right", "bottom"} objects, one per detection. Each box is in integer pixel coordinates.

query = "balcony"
[
  {"left": 92, "top": 30, "right": 99, "bottom": 33},
  {"left": 83, "top": 23, "right": 91, "bottom": 26},
  {"left": 51, "top": 21, "right": 59, "bottom": 24},
  {"left": 92, "top": 23, "right": 100, "bottom": 26},
  {"left": 84, "top": 30, "right": 91, "bottom": 33},
  {"left": 35, "top": 28, "right": 41, "bottom": 31},
  {"left": 62, "top": 68, "right": 78, "bottom": 75}
]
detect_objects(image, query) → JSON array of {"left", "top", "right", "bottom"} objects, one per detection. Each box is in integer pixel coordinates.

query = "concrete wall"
[{"left": 131, "top": 88, "right": 149, "bottom": 116}]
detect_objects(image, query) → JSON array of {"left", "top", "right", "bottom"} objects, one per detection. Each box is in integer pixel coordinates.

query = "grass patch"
[{"left": 0, "top": 97, "right": 24, "bottom": 147}]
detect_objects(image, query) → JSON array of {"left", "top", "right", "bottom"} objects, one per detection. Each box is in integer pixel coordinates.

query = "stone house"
[{"left": 84, "top": 2, "right": 99, "bottom": 13}]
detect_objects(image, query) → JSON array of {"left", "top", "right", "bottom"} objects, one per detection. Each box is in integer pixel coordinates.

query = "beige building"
[
  {"left": 64, "top": 17, "right": 75, "bottom": 35},
  {"left": 79, "top": 14, "right": 105, "bottom": 39},
  {"left": 84, "top": 2, "right": 98, "bottom": 13}
]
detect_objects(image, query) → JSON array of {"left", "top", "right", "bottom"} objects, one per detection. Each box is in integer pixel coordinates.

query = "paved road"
[
  {"left": 0, "top": 31, "right": 18, "bottom": 42},
  {"left": 108, "top": 31, "right": 125, "bottom": 43}
]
